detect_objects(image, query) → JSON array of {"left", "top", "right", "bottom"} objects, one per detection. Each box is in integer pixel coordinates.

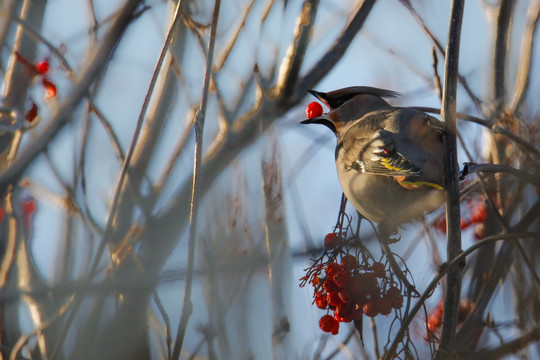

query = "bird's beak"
[{"left": 300, "top": 116, "right": 336, "bottom": 133}]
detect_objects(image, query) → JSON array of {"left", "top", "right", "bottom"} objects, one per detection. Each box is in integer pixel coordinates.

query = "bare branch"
[
  {"left": 492, "top": 0, "right": 515, "bottom": 110},
  {"left": 296, "top": 0, "right": 377, "bottom": 100},
  {"left": 436, "top": 0, "right": 465, "bottom": 357},
  {"left": 412, "top": 106, "right": 540, "bottom": 160},
  {"left": 0, "top": 0, "right": 143, "bottom": 195},
  {"left": 274, "top": 0, "right": 319, "bottom": 99},
  {"left": 510, "top": 0, "right": 540, "bottom": 112},
  {"left": 463, "top": 327, "right": 540, "bottom": 360}
]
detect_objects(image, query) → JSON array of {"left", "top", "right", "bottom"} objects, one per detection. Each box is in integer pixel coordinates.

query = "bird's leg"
[
  {"left": 378, "top": 225, "right": 418, "bottom": 296},
  {"left": 378, "top": 223, "right": 399, "bottom": 244}
]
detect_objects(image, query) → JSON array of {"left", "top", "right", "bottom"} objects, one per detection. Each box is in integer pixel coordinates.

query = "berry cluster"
[
  {"left": 433, "top": 197, "right": 488, "bottom": 240},
  {"left": 427, "top": 299, "right": 475, "bottom": 340},
  {"left": 301, "top": 232, "right": 405, "bottom": 335}
]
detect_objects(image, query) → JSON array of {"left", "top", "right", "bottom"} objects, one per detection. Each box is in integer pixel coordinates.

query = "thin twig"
[{"left": 171, "top": 0, "right": 221, "bottom": 358}]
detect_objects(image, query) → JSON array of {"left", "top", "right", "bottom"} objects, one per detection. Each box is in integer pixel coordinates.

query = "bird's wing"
[{"left": 345, "top": 129, "right": 422, "bottom": 176}]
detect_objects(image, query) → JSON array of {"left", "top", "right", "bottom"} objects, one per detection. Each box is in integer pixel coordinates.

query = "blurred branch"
[
  {"left": 383, "top": 230, "right": 540, "bottom": 359},
  {"left": 172, "top": 0, "right": 221, "bottom": 358},
  {"left": 436, "top": 0, "right": 465, "bottom": 358},
  {"left": 274, "top": 0, "right": 319, "bottom": 99},
  {"left": 492, "top": 0, "right": 515, "bottom": 110},
  {"left": 0, "top": 0, "right": 20, "bottom": 72},
  {"left": 510, "top": 0, "right": 540, "bottom": 112},
  {"left": 398, "top": 0, "right": 482, "bottom": 110},
  {"left": 296, "top": 0, "right": 376, "bottom": 100},
  {"left": 455, "top": 198, "right": 540, "bottom": 352},
  {"left": 463, "top": 327, "right": 540, "bottom": 360},
  {"left": 0, "top": 0, "right": 143, "bottom": 195},
  {"left": 214, "top": 0, "right": 255, "bottom": 72},
  {"left": 412, "top": 106, "right": 540, "bottom": 160},
  {"left": 262, "top": 134, "right": 292, "bottom": 358}
]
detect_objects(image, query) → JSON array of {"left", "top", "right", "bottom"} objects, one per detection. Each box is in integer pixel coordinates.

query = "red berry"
[
  {"left": 474, "top": 223, "right": 486, "bottom": 240},
  {"left": 434, "top": 217, "right": 446, "bottom": 233},
  {"left": 372, "top": 262, "right": 386, "bottom": 278},
  {"left": 35, "top": 60, "right": 50, "bottom": 74},
  {"left": 472, "top": 203, "right": 487, "bottom": 223},
  {"left": 315, "top": 293, "right": 328, "bottom": 309},
  {"left": 325, "top": 262, "right": 343, "bottom": 278},
  {"left": 386, "top": 286, "right": 404, "bottom": 309},
  {"left": 319, "top": 314, "right": 338, "bottom": 333},
  {"left": 22, "top": 199, "right": 36, "bottom": 216},
  {"left": 377, "top": 297, "right": 393, "bottom": 316},
  {"left": 324, "top": 233, "right": 340, "bottom": 249},
  {"left": 327, "top": 292, "right": 342, "bottom": 307},
  {"left": 334, "top": 313, "right": 352, "bottom": 323},
  {"left": 363, "top": 299, "right": 379, "bottom": 317},
  {"left": 341, "top": 254, "right": 358, "bottom": 270},
  {"left": 330, "top": 321, "right": 339, "bottom": 335},
  {"left": 25, "top": 102, "right": 38, "bottom": 122},
  {"left": 0, "top": 207, "right": 4, "bottom": 223},
  {"left": 335, "top": 303, "right": 352, "bottom": 318},
  {"left": 306, "top": 102, "right": 323, "bottom": 119},
  {"left": 333, "top": 270, "right": 352, "bottom": 288},
  {"left": 42, "top": 78, "right": 57, "bottom": 98},
  {"left": 338, "top": 290, "right": 353, "bottom": 303},
  {"left": 323, "top": 278, "right": 340, "bottom": 293}
]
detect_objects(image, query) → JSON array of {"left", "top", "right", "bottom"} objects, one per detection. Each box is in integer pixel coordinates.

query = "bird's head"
[{"left": 300, "top": 86, "right": 400, "bottom": 135}]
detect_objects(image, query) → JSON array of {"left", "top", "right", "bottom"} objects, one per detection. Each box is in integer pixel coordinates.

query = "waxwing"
[{"left": 301, "top": 86, "right": 445, "bottom": 233}]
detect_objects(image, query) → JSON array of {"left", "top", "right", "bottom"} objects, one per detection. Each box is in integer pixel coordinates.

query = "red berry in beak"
[{"left": 306, "top": 101, "right": 323, "bottom": 119}]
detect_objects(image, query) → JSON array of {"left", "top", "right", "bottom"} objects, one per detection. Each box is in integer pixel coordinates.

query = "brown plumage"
[{"left": 302, "top": 86, "right": 445, "bottom": 232}]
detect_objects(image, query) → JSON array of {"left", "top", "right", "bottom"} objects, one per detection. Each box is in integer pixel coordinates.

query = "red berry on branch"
[
  {"left": 363, "top": 299, "right": 379, "bottom": 317},
  {"left": 327, "top": 292, "right": 342, "bottom": 307},
  {"left": 319, "top": 314, "right": 338, "bottom": 333},
  {"left": 42, "top": 78, "right": 57, "bottom": 98},
  {"left": 25, "top": 102, "right": 38, "bottom": 122},
  {"left": 333, "top": 270, "right": 352, "bottom": 287},
  {"left": 323, "top": 278, "right": 340, "bottom": 293},
  {"left": 324, "top": 232, "right": 340, "bottom": 249},
  {"left": 341, "top": 254, "right": 357, "bottom": 270},
  {"left": 372, "top": 262, "right": 386, "bottom": 278},
  {"left": 377, "top": 297, "right": 393, "bottom": 316},
  {"left": 306, "top": 102, "right": 323, "bottom": 119},
  {"left": 472, "top": 203, "right": 487, "bottom": 223},
  {"left": 315, "top": 293, "right": 328, "bottom": 309},
  {"left": 325, "top": 262, "right": 343, "bottom": 278},
  {"left": 35, "top": 59, "right": 50, "bottom": 74}
]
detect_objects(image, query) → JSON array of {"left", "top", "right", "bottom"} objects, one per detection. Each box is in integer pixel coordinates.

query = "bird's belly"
[{"left": 336, "top": 163, "right": 444, "bottom": 226}]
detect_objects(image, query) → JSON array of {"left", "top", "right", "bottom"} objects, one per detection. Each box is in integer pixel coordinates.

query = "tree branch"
[
  {"left": 295, "top": 0, "right": 376, "bottom": 100},
  {"left": 171, "top": 0, "right": 221, "bottom": 358},
  {"left": 436, "top": 0, "right": 465, "bottom": 358}
]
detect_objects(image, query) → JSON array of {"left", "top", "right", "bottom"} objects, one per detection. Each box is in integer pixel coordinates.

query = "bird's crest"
[{"left": 308, "top": 86, "right": 400, "bottom": 109}]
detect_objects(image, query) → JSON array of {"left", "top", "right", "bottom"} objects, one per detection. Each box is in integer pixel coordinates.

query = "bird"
[{"left": 301, "top": 86, "right": 446, "bottom": 236}]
